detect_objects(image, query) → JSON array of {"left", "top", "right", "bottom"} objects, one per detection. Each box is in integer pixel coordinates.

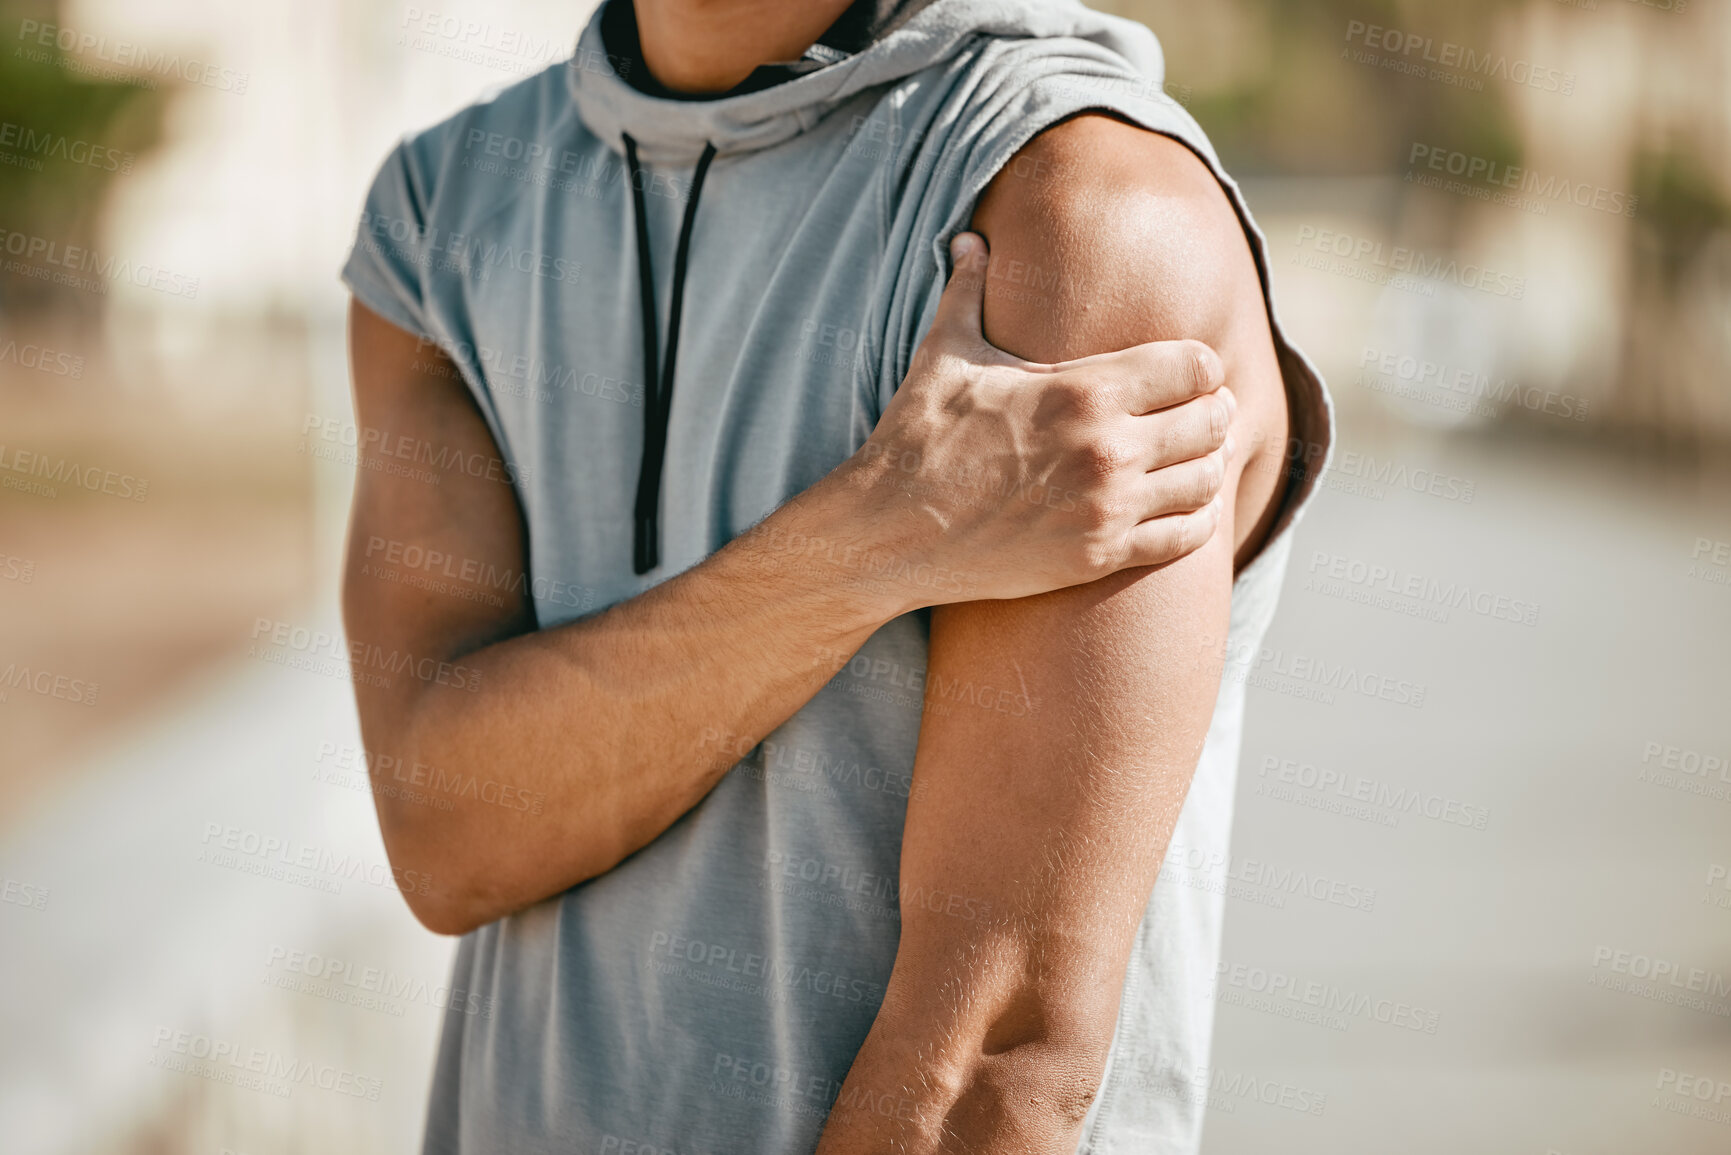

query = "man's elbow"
[
  {"left": 367, "top": 753, "right": 505, "bottom": 936},
  {"left": 870, "top": 977, "right": 1122, "bottom": 1140},
  {"left": 379, "top": 822, "right": 489, "bottom": 936},
  {"left": 400, "top": 886, "right": 480, "bottom": 938},
  {"left": 373, "top": 780, "right": 615, "bottom": 936},
  {"left": 948, "top": 1036, "right": 1112, "bottom": 1134}
]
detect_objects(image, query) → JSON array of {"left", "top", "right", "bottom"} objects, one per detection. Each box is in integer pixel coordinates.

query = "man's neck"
[{"left": 631, "top": 0, "right": 857, "bottom": 94}]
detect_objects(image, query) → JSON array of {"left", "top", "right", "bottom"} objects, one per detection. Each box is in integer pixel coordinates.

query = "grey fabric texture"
[{"left": 340, "top": 1, "right": 1335, "bottom": 1151}]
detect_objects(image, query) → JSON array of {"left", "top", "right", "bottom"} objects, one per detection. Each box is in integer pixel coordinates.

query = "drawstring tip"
[{"left": 633, "top": 517, "right": 658, "bottom": 575}]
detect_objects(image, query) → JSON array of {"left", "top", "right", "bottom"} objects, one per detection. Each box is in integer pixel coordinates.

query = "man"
[{"left": 340, "top": 0, "right": 1332, "bottom": 1152}]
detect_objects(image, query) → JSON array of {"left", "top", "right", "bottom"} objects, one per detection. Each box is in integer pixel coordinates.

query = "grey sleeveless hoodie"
[{"left": 341, "top": 1, "right": 1334, "bottom": 1152}]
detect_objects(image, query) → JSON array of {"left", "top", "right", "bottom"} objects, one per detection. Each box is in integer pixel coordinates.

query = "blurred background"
[{"left": 0, "top": 0, "right": 1726, "bottom": 1151}]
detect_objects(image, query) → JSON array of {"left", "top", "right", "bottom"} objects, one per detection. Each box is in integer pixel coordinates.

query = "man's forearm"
[{"left": 369, "top": 461, "right": 927, "bottom": 934}]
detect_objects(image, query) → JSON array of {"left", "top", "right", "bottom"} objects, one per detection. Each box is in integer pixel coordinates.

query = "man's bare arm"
[
  {"left": 341, "top": 246, "right": 1236, "bottom": 935},
  {"left": 816, "top": 115, "right": 1291, "bottom": 1152}
]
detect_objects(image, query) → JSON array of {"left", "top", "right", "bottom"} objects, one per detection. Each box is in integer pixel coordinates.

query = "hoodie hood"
[{"left": 567, "top": 0, "right": 1166, "bottom": 162}]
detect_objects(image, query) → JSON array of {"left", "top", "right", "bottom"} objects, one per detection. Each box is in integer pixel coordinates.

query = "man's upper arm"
[
  {"left": 856, "top": 115, "right": 1290, "bottom": 1136},
  {"left": 342, "top": 302, "right": 535, "bottom": 846}
]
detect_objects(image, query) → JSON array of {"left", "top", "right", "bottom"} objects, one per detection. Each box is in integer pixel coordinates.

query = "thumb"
[{"left": 932, "top": 231, "right": 988, "bottom": 341}]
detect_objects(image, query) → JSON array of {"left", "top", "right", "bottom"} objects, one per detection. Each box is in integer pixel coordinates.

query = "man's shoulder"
[
  {"left": 972, "top": 112, "right": 1261, "bottom": 358},
  {"left": 971, "top": 112, "right": 1293, "bottom": 562}
]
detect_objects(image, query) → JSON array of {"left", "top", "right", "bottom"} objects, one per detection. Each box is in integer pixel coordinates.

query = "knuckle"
[
  {"left": 1208, "top": 396, "right": 1231, "bottom": 444},
  {"left": 1077, "top": 439, "right": 1122, "bottom": 485},
  {"left": 1079, "top": 491, "right": 1118, "bottom": 533},
  {"left": 1144, "top": 522, "right": 1181, "bottom": 564},
  {"left": 1197, "top": 454, "right": 1225, "bottom": 502},
  {"left": 1192, "top": 502, "right": 1222, "bottom": 549},
  {"left": 1177, "top": 509, "right": 1201, "bottom": 555},
  {"left": 1147, "top": 421, "right": 1177, "bottom": 465},
  {"left": 1077, "top": 532, "right": 1122, "bottom": 578},
  {"left": 1181, "top": 339, "right": 1223, "bottom": 394},
  {"left": 1096, "top": 436, "right": 1136, "bottom": 475},
  {"left": 1050, "top": 375, "right": 1106, "bottom": 422}
]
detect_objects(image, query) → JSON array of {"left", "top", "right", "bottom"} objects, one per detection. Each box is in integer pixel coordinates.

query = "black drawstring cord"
[{"left": 622, "top": 132, "right": 718, "bottom": 575}]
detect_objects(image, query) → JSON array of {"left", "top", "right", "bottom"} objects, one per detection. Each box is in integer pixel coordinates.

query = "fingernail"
[
  {"left": 951, "top": 233, "right": 974, "bottom": 258},
  {"left": 1224, "top": 432, "right": 1235, "bottom": 459}
]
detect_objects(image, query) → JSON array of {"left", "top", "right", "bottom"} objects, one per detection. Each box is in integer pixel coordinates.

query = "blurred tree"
[
  {"left": 1104, "top": 0, "right": 1731, "bottom": 445},
  {"left": 1618, "top": 140, "right": 1731, "bottom": 445},
  {"left": 1100, "top": 0, "right": 1525, "bottom": 177},
  {"left": 1632, "top": 144, "right": 1730, "bottom": 288},
  {"left": 0, "top": 0, "right": 168, "bottom": 320}
]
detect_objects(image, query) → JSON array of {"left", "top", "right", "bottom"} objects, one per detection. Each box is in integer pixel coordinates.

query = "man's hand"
[{"left": 849, "top": 231, "right": 1234, "bottom": 603}]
